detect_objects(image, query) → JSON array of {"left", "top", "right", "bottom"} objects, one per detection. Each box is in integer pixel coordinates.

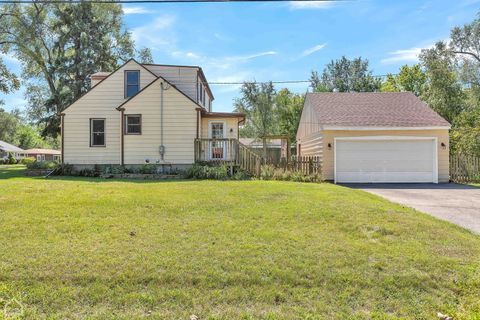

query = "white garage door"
[{"left": 335, "top": 138, "right": 437, "bottom": 183}]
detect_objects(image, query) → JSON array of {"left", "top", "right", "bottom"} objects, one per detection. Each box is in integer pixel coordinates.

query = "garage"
[{"left": 335, "top": 137, "right": 437, "bottom": 183}]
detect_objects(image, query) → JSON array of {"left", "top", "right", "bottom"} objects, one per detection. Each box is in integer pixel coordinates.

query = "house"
[
  {"left": 24, "top": 148, "right": 61, "bottom": 162},
  {"left": 239, "top": 138, "right": 291, "bottom": 162},
  {"left": 0, "top": 140, "right": 25, "bottom": 160},
  {"left": 296, "top": 92, "right": 451, "bottom": 183},
  {"left": 61, "top": 59, "right": 245, "bottom": 169}
]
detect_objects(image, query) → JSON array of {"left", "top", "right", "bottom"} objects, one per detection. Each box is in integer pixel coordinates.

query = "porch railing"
[{"left": 194, "top": 138, "right": 238, "bottom": 163}]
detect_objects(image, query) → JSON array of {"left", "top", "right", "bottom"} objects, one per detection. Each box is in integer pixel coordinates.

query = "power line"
[
  {"left": 207, "top": 74, "right": 397, "bottom": 85},
  {"left": 0, "top": 0, "right": 351, "bottom": 3}
]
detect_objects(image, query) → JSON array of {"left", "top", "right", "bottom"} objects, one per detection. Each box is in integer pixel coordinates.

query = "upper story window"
[
  {"left": 199, "top": 83, "right": 203, "bottom": 105},
  {"left": 125, "top": 115, "right": 141, "bottom": 135},
  {"left": 125, "top": 70, "right": 140, "bottom": 98},
  {"left": 90, "top": 118, "right": 105, "bottom": 147}
]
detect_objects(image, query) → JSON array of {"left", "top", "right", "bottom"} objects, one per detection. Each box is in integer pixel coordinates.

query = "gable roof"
[
  {"left": 24, "top": 148, "right": 61, "bottom": 155},
  {"left": 306, "top": 92, "right": 450, "bottom": 128},
  {"left": 0, "top": 140, "right": 24, "bottom": 153}
]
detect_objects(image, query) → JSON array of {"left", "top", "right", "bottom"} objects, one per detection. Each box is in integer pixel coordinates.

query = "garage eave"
[{"left": 322, "top": 126, "right": 451, "bottom": 131}]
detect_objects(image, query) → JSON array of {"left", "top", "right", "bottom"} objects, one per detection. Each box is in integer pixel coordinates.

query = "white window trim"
[
  {"left": 333, "top": 136, "right": 438, "bottom": 184},
  {"left": 208, "top": 120, "right": 227, "bottom": 160}
]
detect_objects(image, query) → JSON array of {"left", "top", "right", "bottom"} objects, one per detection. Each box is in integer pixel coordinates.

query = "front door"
[{"left": 210, "top": 122, "right": 225, "bottom": 160}]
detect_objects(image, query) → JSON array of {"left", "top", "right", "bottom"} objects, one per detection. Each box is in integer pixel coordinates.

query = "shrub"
[
  {"left": 232, "top": 169, "right": 250, "bottom": 180},
  {"left": 26, "top": 160, "right": 58, "bottom": 170},
  {"left": 8, "top": 153, "right": 17, "bottom": 164},
  {"left": 0, "top": 158, "right": 5, "bottom": 165},
  {"left": 79, "top": 168, "right": 98, "bottom": 177},
  {"left": 55, "top": 163, "right": 74, "bottom": 176},
  {"left": 140, "top": 164, "right": 157, "bottom": 174},
  {"left": 260, "top": 165, "right": 275, "bottom": 180},
  {"left": 186, "top": 164, "right": 230, "bottom": 180},
  {"left": 21, "top": 157, "right": 36, "bottom": 165}
]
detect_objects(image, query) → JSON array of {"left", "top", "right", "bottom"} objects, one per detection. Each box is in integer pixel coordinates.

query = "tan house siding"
[
  {"left": 122, "top": 79, "right": 198, "bottom": 164},
  {"left": 320, "top": 129, "right": 450, "bottom": 182},
  {"left": 200, "top": 117, "right": 240, "bottom": 139},
  {"left": 143, "top": 65, "right": 198, "bottom": 102},
  {"left": 63, "top": 60, "right": 157, "bottom": 164},
  {"left": 298, "top": 132, "right": 323, "bottom": 158}
]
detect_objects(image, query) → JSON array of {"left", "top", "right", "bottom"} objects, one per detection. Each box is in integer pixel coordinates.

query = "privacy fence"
[{"left": 450, "top": 154, "right": 480, "bottom": 183}]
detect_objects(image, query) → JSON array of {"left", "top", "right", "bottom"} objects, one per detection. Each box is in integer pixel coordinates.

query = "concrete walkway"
[{"left": 345, "top": 183, "right": 480, "bottom": 234}]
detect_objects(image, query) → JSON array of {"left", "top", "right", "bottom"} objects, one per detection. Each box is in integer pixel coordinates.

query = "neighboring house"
[
  {"left": 24, "top": 148, "right": 61, "bottom": 162},
  {"left": 296, "top": 92, "right": 451, "bottom": 183},
  {"left": 0, "top": 140, "right": 25, "bottom": 160},
  {"left": 239, "top": 138, "right": 290, "bottom": 161},
  {"left": 61, "top": 59, "right": 245, "bottom": 169}
]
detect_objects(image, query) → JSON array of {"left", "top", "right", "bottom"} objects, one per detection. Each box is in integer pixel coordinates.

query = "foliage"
[
  {"left": 137, "top": 47, "right": 154, "bottom": 64},
  {"left": 420, "top": 41, "right": 466, "bottom": 123},
  {"left": 26, "top": 160, "right": 57, "bottom": 170},
  {"left": 20, "top": 157, "right": 36, "bottom": 165},
  {"left": 186, "top": 163, "right": 230, "bottom": 180},
  {"left": 0, "top": 2, "right": 137, "bottom": 137},
  {"left": 380, "top": 64, "right": 427, "bottom": 96},
  {"left": 234, "top": 81, "right": 277, "bottom": 141},
  {"left": 275, "top": 88, "right": 304, "bottom": 143},
  {"left": 3, "top": 166, "right": 480, "bottom": 318},
  {"left": 0, "top": 57, "right": 19, "bottom": 98},
  {"left": 7, "top": 152, "right": 16, "bottom": 164},
  {"left": 450, "top": 108, "right": 480, "bottom": 156},
  {"left": 54, "top": 163, "right": 74, "bottom": 176},
  {"left": 310, "top": 56, "right": 382, "bottom": 92},
  {"left": 139, "top": 164, "right": 157, "bottom": 174},
  {"left": 259, "top": 164, "right": 321, "bottom": 182}
]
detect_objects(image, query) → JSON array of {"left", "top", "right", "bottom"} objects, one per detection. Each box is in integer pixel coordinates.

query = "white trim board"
[
  {"left": 323, "top": 126, "right": 450, "bottom": 131},
  {"left": 334, "top": 136, "right": 438, "bottom": 184}
]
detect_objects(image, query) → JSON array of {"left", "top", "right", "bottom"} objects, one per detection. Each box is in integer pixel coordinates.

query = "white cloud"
[
  {"left": 131, "top": 15, "right": 176, "bottom": 51},
  {"left": 289, "top": 1, "right": 335, "bottom": 10},
  {"left": 301, "top": 43, "right": 327, "bottom": 57},
  {"left": 381, "top": 47, "right": 423, "bottom": 64},
  {"left": 122, "top": 6, "right": 151, "bottom": 15}
]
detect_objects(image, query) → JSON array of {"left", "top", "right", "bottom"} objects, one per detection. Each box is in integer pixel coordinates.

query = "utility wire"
[{"left": 0, "top": 0, "right": 351, "bottom": 3}]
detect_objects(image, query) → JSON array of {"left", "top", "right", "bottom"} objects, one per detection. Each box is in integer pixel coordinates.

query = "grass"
[{"left": 1, "top": 166, "right": 480, "bottom": 319}]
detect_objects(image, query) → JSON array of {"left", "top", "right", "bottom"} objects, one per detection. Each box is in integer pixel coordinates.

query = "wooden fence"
[{"left": 450, "top": 154, "right": 480, "bottom": 183}]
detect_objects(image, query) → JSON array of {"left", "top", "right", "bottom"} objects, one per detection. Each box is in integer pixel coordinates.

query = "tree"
[
  {"left": 275, "top": 89, "right": 304, "bottom": 143},
  {"left": 450, "top": 108, "right": 480, "bottom": 156},
  {"left": 234, "top": 82, "right": 277, "bottom": 157},
  {"left": 0, "top": 2, "right": 136, "bottom": 137},
  {"left": 380, "top": 64, "right": 427, "bottom": 96},
  {"left": 420, "top": 41, "right": 466, "bottom": 123},
  {"left": 0, "top": 108, "right": 21, "bottom": 143},
  {"left": 137, "top": 47, "right": 154, "bottom": 64},
  {"left": 310, "top": 56, "right": 381, "bottom": 92}
]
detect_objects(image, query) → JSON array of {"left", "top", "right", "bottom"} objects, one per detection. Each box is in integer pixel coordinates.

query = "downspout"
[
  {"left": 159, "top": 81, "right": 165, "bottom": 161},
  {"left": 60, "top": 113, "right": 65, "bottom": 164},
  {"left": 120, "top": 108, "right": 125, "bottom": 165}
]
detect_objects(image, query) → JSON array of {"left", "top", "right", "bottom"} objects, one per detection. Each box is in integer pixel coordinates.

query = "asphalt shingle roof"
[
  {"left": 306, "top": 92, "right": 450, "bottom": 127},
  {"left": 0, "top": 140, "right": 24, "bottom": 153}
]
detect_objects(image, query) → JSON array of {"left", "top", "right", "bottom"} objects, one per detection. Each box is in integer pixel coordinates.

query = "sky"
[{"left": 1, "top": 0, "right": 479, "bottom": 113}]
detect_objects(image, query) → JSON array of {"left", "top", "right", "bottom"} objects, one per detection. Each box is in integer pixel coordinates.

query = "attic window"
[{"left": 125, "top": 70, "right": 140, "bottom": 98}]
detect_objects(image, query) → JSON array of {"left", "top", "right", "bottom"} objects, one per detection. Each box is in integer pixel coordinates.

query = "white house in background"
[
  {"left": 0, "top": 140, "right": 25, "bottom": 160},
  {"left": 296, "top": 92, "right": 451, "bottom": 183},
  {"left": 61, "top": 59, "right": 245, "bottom": 169}
]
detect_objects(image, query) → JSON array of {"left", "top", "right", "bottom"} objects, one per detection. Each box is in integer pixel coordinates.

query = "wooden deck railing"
[
  {"left": 194, "top": 138, "right": 321, "bottom": 177},
  {"left": 450, "top": 154, "right": 480, "bottom": 183}
]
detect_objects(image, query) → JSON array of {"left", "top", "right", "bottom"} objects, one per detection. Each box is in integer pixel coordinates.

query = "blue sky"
[{"left": 1, "top": 0, "right": 479, "bottom": 113}]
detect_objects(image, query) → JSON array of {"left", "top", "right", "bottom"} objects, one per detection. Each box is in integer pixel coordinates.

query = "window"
[
  {"left": 125, "top": 70, "right": 140, "bottom": 98},
  {"left": 53, "top": 155, "right": 61, "bottom": 162},
  {"left": 90, "top": 119, "right": 105, "bottom": 147},
  {"left": 199, "top": 83, "right": 203, "bottom": 105},
  {"left": 125, "top": 115, "right": 141, "bottom": 134},
  {"left": 211, "top": 122, "right": 224, "bottom": 139},
  {"left": 36, "top": 154, "right": 45, "bottom": 161},
  {"left": 203, "top": 89, "right": 206, "bottom": 105}
]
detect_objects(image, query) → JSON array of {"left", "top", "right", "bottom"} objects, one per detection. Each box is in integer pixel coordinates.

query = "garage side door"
[{"left": 335, "top": 139, "right": 436, "bottom": 183}]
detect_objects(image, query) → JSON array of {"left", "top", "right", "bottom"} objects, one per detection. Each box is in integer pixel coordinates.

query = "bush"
[
  {"left": 55, "top": 163, "right": 74, "bottom": 176},
  {"left": 259, "top": 165, "right": 322, "bottom": 183},
  {"left": 260, "top": 164, "right": 275, "bottom": 180},
  {"left": 8, "top": 153, "right": 17, "bottom": 164},
  {"left": 26, "top": 160, "right": 58, "bottom": 170},
  {"left": 139, "top": 164, "right": 157, "bottom": 174},
  {"left": 21, "top": 157, "right": 36, "bottom": 165},
  {"left": 232, "top": 169, "right": 250, "bottom": 180},
  {"left": 186, "top": 164, "right": 230, "bottom": 180},
  {"left": 0, "top": 158, "right": 5, "bottom": 165}
]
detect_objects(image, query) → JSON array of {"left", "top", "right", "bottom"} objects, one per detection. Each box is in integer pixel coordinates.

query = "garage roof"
[{"left": 307, "top": 92, "right": 450, "bottom": 128}]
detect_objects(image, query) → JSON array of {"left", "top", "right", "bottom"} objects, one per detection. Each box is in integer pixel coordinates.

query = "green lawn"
[{"left": 1, "top": 166, "right": 480, "bottom": 319}]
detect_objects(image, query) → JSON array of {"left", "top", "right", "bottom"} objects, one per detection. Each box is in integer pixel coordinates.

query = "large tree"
[
  {"left": 310, "top": 56, "right": 381, "bottom": 92},
  {"left": 380, "top": 64, "right": 427, "bottom": 96},
  {"left": 275, "top": 88, "right": 304, "bottom": 143},
  {"left": 234, "top": 81, "right": 277, "bottom": 157},
  {"left": 0, "top": 2, "right": 151, "bottom": 137}
]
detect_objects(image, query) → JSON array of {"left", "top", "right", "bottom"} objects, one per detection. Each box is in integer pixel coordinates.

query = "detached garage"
[{"left": 296, "top": 92, "right": 451, "bottom": 183}]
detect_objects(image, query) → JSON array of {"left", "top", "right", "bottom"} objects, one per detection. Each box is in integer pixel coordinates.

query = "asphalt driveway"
[{"left": 345, "top": 183, "right": 480, "bottom": 234}]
